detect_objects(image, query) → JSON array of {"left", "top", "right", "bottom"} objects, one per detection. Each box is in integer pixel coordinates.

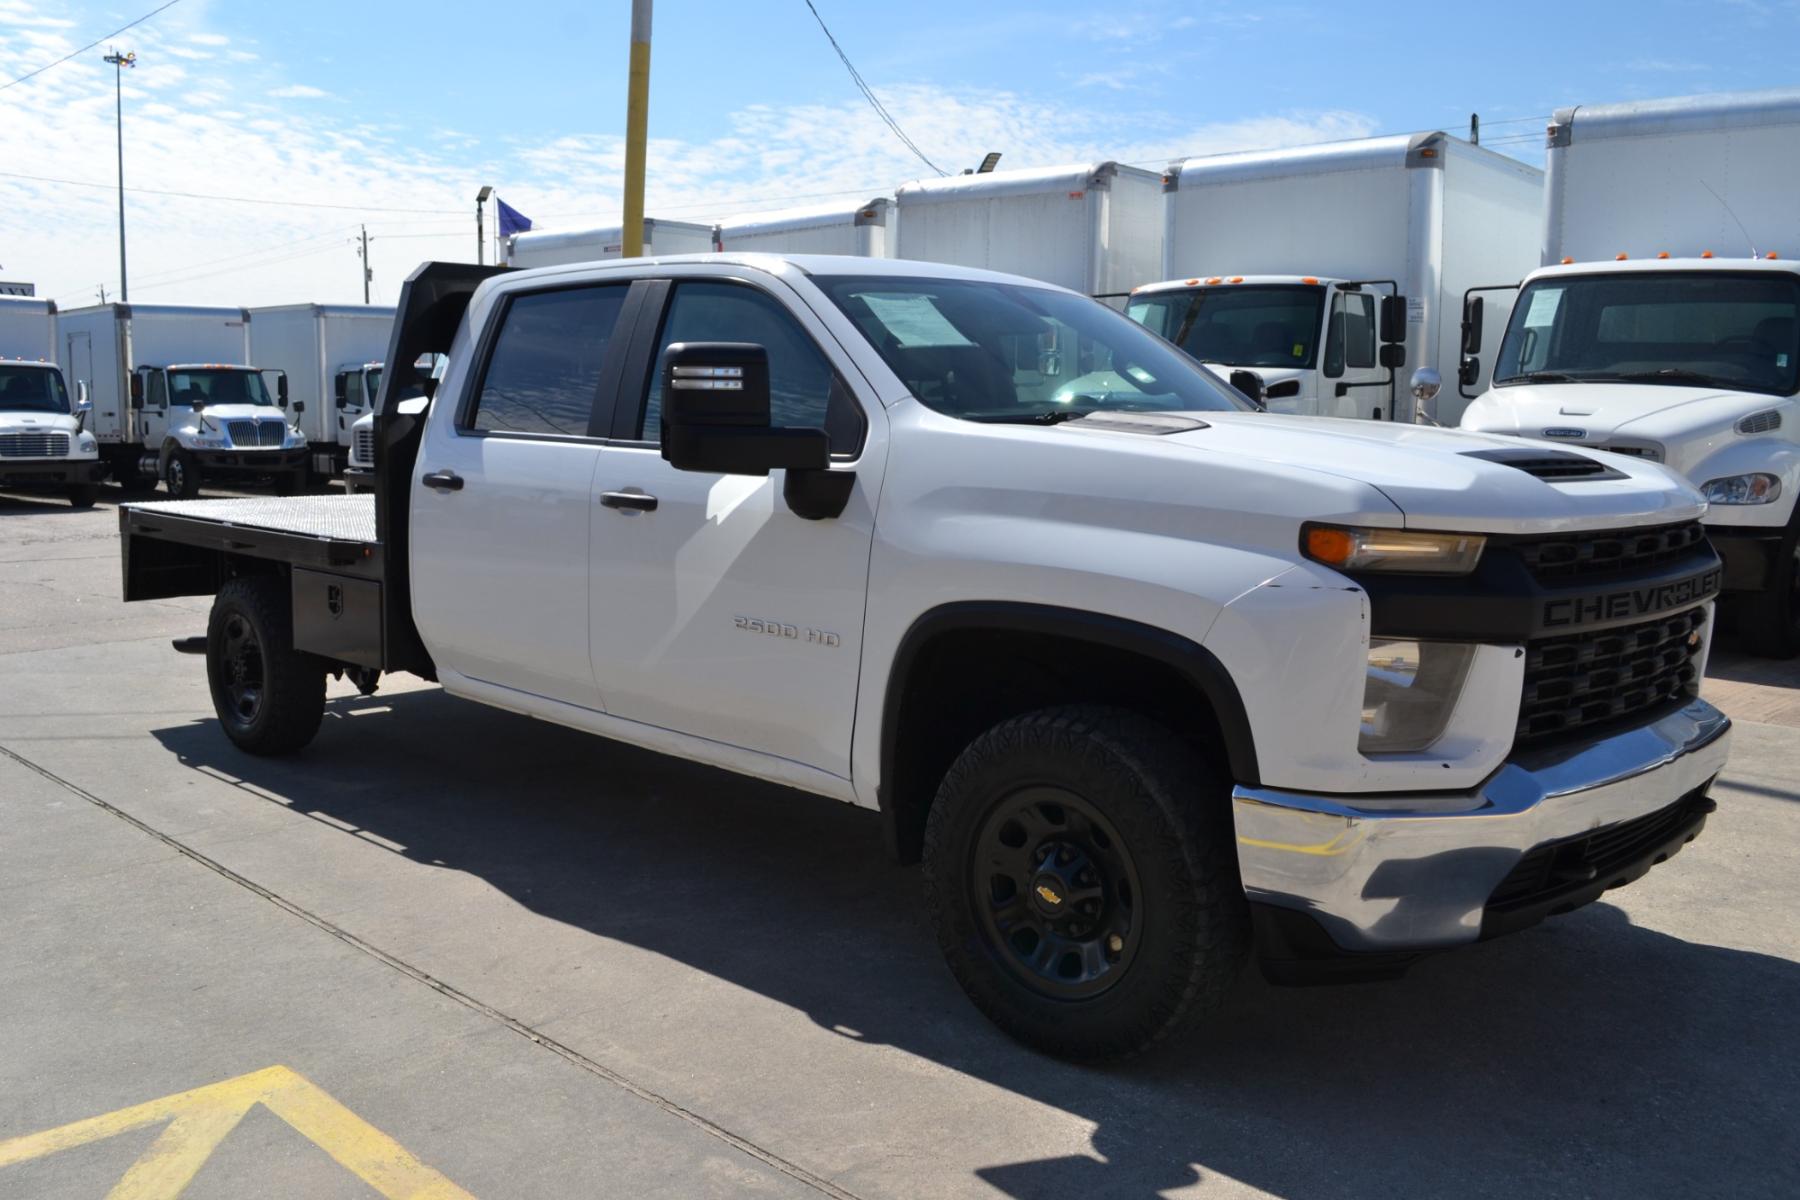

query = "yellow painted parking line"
[{"left": 0, "top": 1064, "right": 474, "bottom": 1199}]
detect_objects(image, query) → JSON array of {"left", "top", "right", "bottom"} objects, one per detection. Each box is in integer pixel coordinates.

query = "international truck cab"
[
  {"left": 0, "top": 358, "right": 107, "bottom": 506},
  {"left": 129, "top": 362, "right": 308, "bottom": 498},
  {"left": 1460, "top": 255, "right": 1800, "bottom": 654},
  {"left": 1127, "top": 276, "right": 1407, "bottom": 418}
]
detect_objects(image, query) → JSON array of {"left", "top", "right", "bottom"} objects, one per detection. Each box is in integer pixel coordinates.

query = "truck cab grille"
[
  {"left": 1517, "top": 607, "right": 1706, "bottom": 744},
  {"left": 0, "top": 432, "right": 69, "bottom": 458},
  {"left": 226, "top": 420, "right": 284, "bottom": 448},
  {"left": 1511, "top": 521, "right": 1708, "bottom": 583},
  {"left": 353, "top": 427, "right": 375, "bottom": 465}
]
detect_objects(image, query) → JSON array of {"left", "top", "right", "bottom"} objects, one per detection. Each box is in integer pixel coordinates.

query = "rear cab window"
[{"left": 464, "top": 284, "right": 631, "bottom": 437}]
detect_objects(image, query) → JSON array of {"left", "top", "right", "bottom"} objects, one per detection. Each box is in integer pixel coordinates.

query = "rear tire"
[
  {"left": 921, "top": 705, "right": 1248, "bottom": 1061},
  {"left": 164, "top": 448, "right": 202, "bottom": 499},
  {"left": 1738, "top": 520, "right": 1800, "bottom": 659},
  {"left": 66, "top": 484, "right": 99, "bottom": 508},
  {"left": 206, "top": 576, "right": 326, "bottom": 755}
]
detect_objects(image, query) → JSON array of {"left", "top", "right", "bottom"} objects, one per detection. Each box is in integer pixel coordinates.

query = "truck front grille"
[
  {"left": 226, "top": 420, "right": 284, "bottom": 448},
  {"left": 1517, "top": 607, "right": 1706, "bottom": 744},
  {"left": 353, "top": 427, "right": 374, "bottom": 465},
  {"left": 0, "top": 432, "right": 70, "bottom": 458},
  {"left": 1511, "top": 521, "right": 1708, "bottom": 583}
]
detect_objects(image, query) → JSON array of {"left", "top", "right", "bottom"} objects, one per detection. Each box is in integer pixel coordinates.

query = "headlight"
[
  {"left": 189, "top": 436, "right": 226, "bottom": 449},
  {"left": 1700, "top": 473, "right": 1782, "bottom": 505},
  {"left": 1302, "top": 524, "right": 1486, "bottom": 574},
  {"left": 77, "top": 436, "right": 96, "bottom": 452},
  {"left": 1360, "top": 639, "right": 1476, "bottom": 754}
]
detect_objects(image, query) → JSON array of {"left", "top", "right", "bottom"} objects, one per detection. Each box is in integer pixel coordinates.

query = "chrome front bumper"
[{"left": 1233, "top": 698, "right": 1731, "bottom": 955}]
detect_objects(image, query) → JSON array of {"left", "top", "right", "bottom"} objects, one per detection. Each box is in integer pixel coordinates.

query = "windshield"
[
  {"left": 166, "top": 368, "right": 275, "bottom": 407},
  {"left": 0, "top": 363, "right": 70, "bottom": 413},
  {"left": 1496, "top": 271, "right": 1800, "bottom": 395},
  {"left": 1127, "top": 284, "right": 1326, "bottom": 369},
  {"left": 364, "top": 367, "right": 382, "bottom": 404},
  {"left": 819, "top": 276, "right": 1249, "bottom": 423}
]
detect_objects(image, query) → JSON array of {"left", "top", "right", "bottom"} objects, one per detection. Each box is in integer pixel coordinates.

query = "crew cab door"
[
  {"left": 586, "top": 271, "right": 883, "bottom": 780},
  {"left": 409, "top": 278, "right": 641, "bottom": 710}
]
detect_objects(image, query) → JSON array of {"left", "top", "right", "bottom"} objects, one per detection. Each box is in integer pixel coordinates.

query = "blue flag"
[{"left": 496, "top": 197, "right": 532, "bottom": 237}]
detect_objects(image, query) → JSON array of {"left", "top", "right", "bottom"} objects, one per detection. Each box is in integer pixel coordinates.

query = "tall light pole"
[
  {"left": 621, "top": 1, "right": 652, "bottom": 257},
  {"left": 103, "top": 48, "right": 136, "bottom": 301},
  {"left": 475, "top": 185, "right": 492, "bottom": 265}
]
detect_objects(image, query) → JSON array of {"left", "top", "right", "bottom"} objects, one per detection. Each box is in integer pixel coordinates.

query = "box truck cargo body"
[
  {"left": 0, "top": 296, "right": 57, "bottom": 361},
  {"left": 249, "top": 303, "right": 395, "bottom": 476},
  {"left": 1151, "top": 132, "right": 1542, "bottom": 423},
  {"left": 504, "top": 218, "right": 717, "bottom": 268},
  {"left": 1459, "top": 89, "right": 1800, "bottom": 656},
  {"left": 893, "top": 163, "right": 1163, "bottom": 296},
  {"left": 716, "top": 198, "right": 891, "bottom": 258},
  {"left": 55, "top": 303, "right": 305, "bottom": 496}
]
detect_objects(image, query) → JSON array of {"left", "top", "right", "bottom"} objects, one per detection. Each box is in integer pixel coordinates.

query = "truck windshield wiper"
[
  {"left": 1503, "top": 371, "right": 1578, "bottom": 383},
  {"left": 1613, "top": 368, "right": 1731, "bottom": 387},
  {"left": 968, "top": 408, "right": 1098, "bottom": 425}
]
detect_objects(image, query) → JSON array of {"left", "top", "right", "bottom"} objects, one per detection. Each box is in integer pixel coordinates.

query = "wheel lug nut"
[{"left": 1107, "top": 934, "right": 1124, "bottom": 954}]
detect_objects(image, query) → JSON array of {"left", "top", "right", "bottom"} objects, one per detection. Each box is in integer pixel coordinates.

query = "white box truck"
[
  {"left": 1460, "top": 88, "right": 1800, "bottom": 656},
  {"left": 0, "top": 297, "right": 106, "bottom": 506},
  {"left": 1135, "top": 132, "right": 1542, "bottom": 423},
  {"left": 716, "top": 197, "right": 892, "bottom": 258},
  {"left": 504, "top": 218, "right": 717, "bottom": 268},
  {"left": 249, "top": 303, "right": 395, "bottom": 479},
  {"left": 57, "top": 303, "right": 306, "bottom": 498},
  {"left": 892, "top": 162, "right": 1163, "bottom": 297}
]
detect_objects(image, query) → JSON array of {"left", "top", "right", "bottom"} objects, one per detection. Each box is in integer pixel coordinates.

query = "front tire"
[
  {"left": 66, "top": 484, "right": 99, "bottom": 508},
  {"left": 921, "top": 706, "right": 1248, "bottom": 1061},
  {"left": 1737, "top": 519, "right": 1800, "bottom": 659},
  {"left": 206, "top": 576, "right": 326, "bottom": 755},
  {"left": 164, "top": 448, "right": 202, "bottom": 499}
]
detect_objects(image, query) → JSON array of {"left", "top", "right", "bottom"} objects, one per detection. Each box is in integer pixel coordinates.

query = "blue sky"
[{"left": 2, "top": 0, "right": 1796, "bottom": 305}]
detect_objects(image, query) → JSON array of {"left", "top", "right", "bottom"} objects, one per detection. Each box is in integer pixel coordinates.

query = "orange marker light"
[
  {"left": 1205, "top": 276, "right": 1222, "bottom": 285},
  {"left": 1301, "top": 276, "right": 1319, "bottom": 284},
  {"left": 1702, "top": 250, "right": 1714, "bottom": 258},
  {"left": 1561, "top": 257, "right": 1574, "bottom": 264},
  {"left": 1184, "top": 278, "right": 1200, "bottom": 286},
  {"left": 1229, "top": 276, "right": 1244, "bottom": 284},
  {"left": 1616, "top": 253, "right": 1629, "bottom": 261},
  {"left": 1657, "top": 251, "right": 1670, "bottom": 259},
  {"left": 1769, "top": 251, "right": 1781, "bottom": 260},
  {"left": 1305, "top": 527, "right": 1356, "bottom": 567}
]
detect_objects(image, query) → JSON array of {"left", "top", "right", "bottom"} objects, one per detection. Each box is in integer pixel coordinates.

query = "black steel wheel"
[
  {"left": 66, "top": 484, "right": 99, "bottom": 508},
  {"left": 922, "top": 706, "right": 1248, "bottom": 1061},
  {"left": 971, "top": 786, "right": 1144, "bottom": 1001},
  {"left": 206, "top": 576, "right": 326, "bottom": 755},
  {"left": 164, "top": 448, "right": 201, "bottom": 499}
]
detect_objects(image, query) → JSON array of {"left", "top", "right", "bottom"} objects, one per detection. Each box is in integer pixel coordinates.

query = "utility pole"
[
  {"left": 358, "top": 225, "right": 372, "bottom": 303},
  {"left": 475, "top": 185, "right": 492, "bottom": 265},
  {"left": 621, "top": 0, "right": 652, "bottom": 257},
  {"left": 102, "top": 48, "right": 136, "bottom": 301}
]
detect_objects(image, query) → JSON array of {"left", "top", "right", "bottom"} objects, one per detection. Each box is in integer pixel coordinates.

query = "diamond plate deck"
[{"left": 126, "top": 494, "right": 378, "bottom": 543}]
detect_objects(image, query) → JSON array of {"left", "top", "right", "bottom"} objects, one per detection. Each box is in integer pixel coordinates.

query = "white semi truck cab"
[
  {"left": 0, "top": 358, "right": 107, "bottom": 506},
  {"left": 1127, "top": 275, "right": 1408, "bottom": 417},
  {"left": 128, "top": 362, "right": 307, "bottom": 498},
  {"left": 1461, "top": 256, "right": 1800, "bottom": 654},
  {"left": 121, "top": 257, "right": 1731, "bottom": 1061}
]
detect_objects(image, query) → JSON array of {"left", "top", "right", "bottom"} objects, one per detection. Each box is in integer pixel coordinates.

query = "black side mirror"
[
  {"left": 277, "top": 373, "right": 290, "bottom": 406},
  {"left": 660, "top": 342, "right": 827, "bottom": 476},
  {"left": 1227, "top": 368, "right": 1267, "bottom": 408},
  {"left": 1379, "top": 295, "right": 1408, "bottom": 344},
  {"left": 1459, "top": 355, "right": 1481, "bottom": 388},
  {"left": 1461, "top": 296, "right": 1485, "bottom": 355},
  {"left": 334, "top": 373, "right": 349, "bottom": 408},
  {"left": 292, "top": 400, "right": 305, "bottom": 414},
  {"left": 189, "top": 397, "right": 206, "bottom": 413},
  {"left": 129, "top": 374, "right": 144, "bottom": 410},
  {"left": 1379, "top": 343, "right": 1406, "bottom": 370}
]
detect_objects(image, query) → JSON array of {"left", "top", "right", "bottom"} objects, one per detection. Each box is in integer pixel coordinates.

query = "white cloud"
[
  {"left": 189, "top": 32, "right": 229, "bottom": 46},
  {"left": 269, "top": 83, "right": 329, "bottom": 99}
]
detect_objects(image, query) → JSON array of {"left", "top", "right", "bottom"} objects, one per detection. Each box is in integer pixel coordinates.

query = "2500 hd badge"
[{"left": 1542, "top": 567, "right": 1723, "bottom": 629}]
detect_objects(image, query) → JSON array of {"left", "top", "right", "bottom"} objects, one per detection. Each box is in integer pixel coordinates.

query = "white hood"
[
  {"left": 0, "top": 410, "right": 81, "bottom": 437},
  {"left": 182, "top": 403, "right": 285, "bottom": 424},
  {"left": 1142, "top": 412, "right": 1705, "bottom": 533},
  {"left": 1460, "top": 382, "right": 1786, "bottom": 442}
]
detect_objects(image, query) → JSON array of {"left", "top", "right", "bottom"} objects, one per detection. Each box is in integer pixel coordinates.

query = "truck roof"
[
  {"left": 0, "top": 296, "right": 55, "bottom": 316},
  {"left": 1132, "top": 274, "right": 1334, "bottom": 295},
  {"left": 894, "top": 161, "right": 1155, "bottom": 204},
  {"left": 246, "top": 303, "right": 397, "bottom": 318},
  {"left": 1529, "top": 255, "right": 1800, "bottom": 279},
  {"left": 491, "top": 251, "right": 1078, "bottom": 292},
  {"left": 160, "top": 362, "right": 260, "bottom": 370},
  {"left": 717, "top": 198, "right": 890, "bottom": 237},
  {"left": 54, "top": 302, "right": 249, "bottom": 321},
  {"left": 1165, "top": 130, "right": 1540, "bottom": 188},
  {"left": 1551, "top": 87, "right": 1800, "bottom": 145}
]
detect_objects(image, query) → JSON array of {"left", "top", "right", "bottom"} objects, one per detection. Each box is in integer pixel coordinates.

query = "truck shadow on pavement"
[{"left": 150, "top": 688, "right": 1800, "bottom": 1200}]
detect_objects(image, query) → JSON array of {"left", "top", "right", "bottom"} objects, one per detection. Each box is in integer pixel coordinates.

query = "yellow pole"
[{"left": 622, "top": 0, "right": 652, "bottom": 257}]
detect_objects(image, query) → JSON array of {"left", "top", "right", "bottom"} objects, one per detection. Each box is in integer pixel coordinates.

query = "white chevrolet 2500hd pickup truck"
[{"left": 120, "top": 256, "right": 1731, "bottom": 1060}]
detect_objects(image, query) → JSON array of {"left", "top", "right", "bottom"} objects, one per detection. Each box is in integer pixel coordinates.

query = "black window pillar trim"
[{"left": 876, "top": 601, "right": 1261, "bottom": 863}]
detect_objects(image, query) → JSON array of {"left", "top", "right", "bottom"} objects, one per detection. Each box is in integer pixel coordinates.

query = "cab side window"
[
  {"left": 466, "top": 285, "right": 629, "bottom": 436},
  {"left": 640, "top": 282, "right": 864, "bottom": 454},
  {"left": 1323, "top": 292, "right": 1377, "bottom": 377},
  {"left": 146, "top": 371, "right": 167, "bottom": 409}
]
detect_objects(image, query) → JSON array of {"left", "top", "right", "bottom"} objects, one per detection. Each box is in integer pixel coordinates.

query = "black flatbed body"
[{"left": 121, "top": 494, "right": 385, "bottom": 590}]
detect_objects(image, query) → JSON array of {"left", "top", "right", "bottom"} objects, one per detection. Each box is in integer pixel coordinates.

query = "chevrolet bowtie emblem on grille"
[
  {"left": 1542, "top": 428, "right": 1587, "bottom": 439},
  {"left": 1035, "top": 884, "right": 1063, "bottom": 906}
]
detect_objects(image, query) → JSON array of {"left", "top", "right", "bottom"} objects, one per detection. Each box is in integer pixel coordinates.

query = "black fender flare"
[{"left": 876, "top": 601, "right": 1260, "bottom": 860}]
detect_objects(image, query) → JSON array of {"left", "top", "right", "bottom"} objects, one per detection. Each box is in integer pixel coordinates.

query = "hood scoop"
[
  {"left": 1461, "top": 446, "right": 1626, "bottom": 482},
  {"left": 1067, "top": 412, "right": 1209, "bottom": 436}
]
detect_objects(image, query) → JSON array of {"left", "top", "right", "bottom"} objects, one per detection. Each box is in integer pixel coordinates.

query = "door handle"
[
  {"left": 422, "top": 469, "right": 464, "bottom": 491},
  {"left": 599, "top": 490, "right": 657, "bottom": 512}
]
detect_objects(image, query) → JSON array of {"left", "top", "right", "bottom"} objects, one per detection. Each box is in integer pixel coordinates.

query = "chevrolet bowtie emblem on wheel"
[{"left": 1035, "top": 884, "right": 1063, "bottom": 907}]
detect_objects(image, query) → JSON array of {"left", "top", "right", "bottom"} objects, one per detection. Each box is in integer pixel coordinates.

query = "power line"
[
  {"left": 0, "top": 0, "right": 184, "bottom": 93},
  {"left": 801, "top": 0, "right": 946, "bottom": 176},
  {"left": 0, "top": 169, "right": 462, "bottom": 214}
]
